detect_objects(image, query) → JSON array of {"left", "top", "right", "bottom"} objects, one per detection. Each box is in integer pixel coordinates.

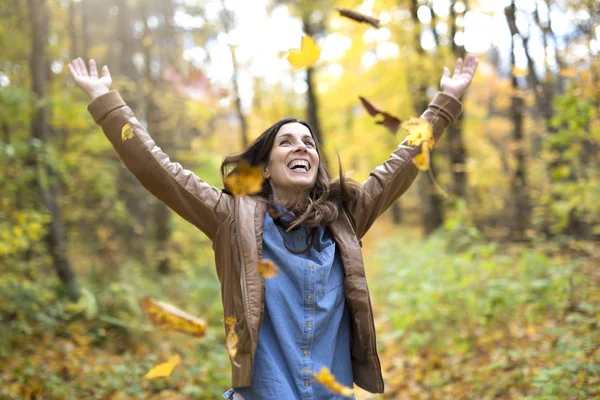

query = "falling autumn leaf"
[
  {"left": 121, "top": 122, "right": 134, "bottom": 141},
  {"left": 144, "top": 354, "right": 181, "bottom": 380},
  {"left": 257, "top": 259, "right": 279, "bottom": 279},
  {"left": 286, "top": 35, "right": 321, "bottom": 69},
  {"left": 334, "top": 6, "right": 381, "bottom": 29},
  {"left": 225, "top": 316, "right": 241, "bottom": 367},
  {"left": 312, "top": 367, "right": 354, "bottom": 398},
  {"left": 141, "top": 297, "right": 207, "bottom": 338},
  {"left": 358, "top": 96, "right": 402, "bottom": 134},
  {"left": 402, "top": 118, "right": 434, "bottom": 171},
  {"left": 224, "top": 160, "right": 264, "bottom": 196}
]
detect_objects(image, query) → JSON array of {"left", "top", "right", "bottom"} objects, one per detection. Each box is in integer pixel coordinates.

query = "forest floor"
[{"left": 1, "top": 221, "right": 598, "bottom": 399}]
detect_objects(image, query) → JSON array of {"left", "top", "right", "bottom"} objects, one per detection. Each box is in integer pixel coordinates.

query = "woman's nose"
[{"left": 293, "top": 141, "right": 308, "bottom": 152}]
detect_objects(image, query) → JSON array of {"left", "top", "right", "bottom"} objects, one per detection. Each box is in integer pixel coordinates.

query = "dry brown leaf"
[
  {"left": 141, "top": 297, "right": 207, "bottom": 338},
  {"left": 358, "top": 96, "right": 401, "bottom": 134},
  {"left": 257, "top": 259, "right": 279, "bottom": 279},
  {"left": 225, "top": 316, "right": 241, "bottom": 367},
  {"left": 224, "top": 160, "right": 264, "bottom": 196},
  {"left": 335, "top": 6, "right": 381, "bottom": 29}
]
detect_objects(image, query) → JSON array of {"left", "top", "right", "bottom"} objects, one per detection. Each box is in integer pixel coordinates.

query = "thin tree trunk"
[
  {"left": 505, "top": 2, "right": 531, "bottom": 240},
  {"left": 68, "top": 0, "right": 78, "bottom": 58},
  {"left": 81, "top": 0, "right": 90, "bottom": 60},
  {"left": 302, "top": 16, "right": 328, "bottom": 168},
  {"left": 30, "top": 0, "right": 80, "bottom": 300},
  {"left": 410, "top": 0, "right": 444, "bottom": 236}
]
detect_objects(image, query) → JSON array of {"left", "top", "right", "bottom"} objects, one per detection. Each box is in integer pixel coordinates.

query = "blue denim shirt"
[{"left": 224, "top": 209, "right": 354, "bottom": 399}]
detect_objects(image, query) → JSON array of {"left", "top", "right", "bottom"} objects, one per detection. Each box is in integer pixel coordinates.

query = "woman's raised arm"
[
  {"left": 68, "top": 58, "right": 232, "bottom": 241},
  {"left": 347, "top": 55, "right": 479, "bottom": 238}
]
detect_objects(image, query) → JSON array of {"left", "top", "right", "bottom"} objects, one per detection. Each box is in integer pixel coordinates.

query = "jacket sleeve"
[
  {"left": 87, "top": 90, "right": 232, "bottom": 241},
  {"left": 347, "top": 92, "right": 463, "bottom": 239}
]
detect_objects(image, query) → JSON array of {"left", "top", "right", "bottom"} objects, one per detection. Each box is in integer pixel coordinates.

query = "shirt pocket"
[{"left": 323, "top": 259, "right": 345, "bottom": 294}]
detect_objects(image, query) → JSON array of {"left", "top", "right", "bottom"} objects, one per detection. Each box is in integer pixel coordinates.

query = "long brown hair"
[{"left": 221, "top": 118, "right": 360, "bottom": 229}]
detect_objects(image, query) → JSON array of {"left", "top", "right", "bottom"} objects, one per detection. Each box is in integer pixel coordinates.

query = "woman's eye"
[
  {"left": 305, "top": 141, "right": 315, "bottom": 147},
  {"left": 280, "top": 139, "right": 291, "bottom": 145}
]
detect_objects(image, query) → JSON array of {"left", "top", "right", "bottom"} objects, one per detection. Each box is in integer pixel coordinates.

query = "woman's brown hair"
[{"left": 221, "top": 118, "right": 360, "bottom": 229}]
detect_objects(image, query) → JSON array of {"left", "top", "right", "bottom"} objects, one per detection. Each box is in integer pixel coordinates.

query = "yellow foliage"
[
  {"left": 225, "top": 316, "right": 240, "bottom": 367},
  {"left": 144, "top": 354, "right": 181, "bottom": 379},
  {"left": 312, "top": 367, "right": 354, "bottom": 398},
  {"left": 141, "top": 298, "right": 207, "bottom": 338},
  {"left": 286, "top": 35, "right": 321, "bottom": 69},
  {"left": 402, "top": 118, "right": 434, "bottom": 171},
  {"left": 257, "top": 259, "right": 279, "bottom": 278},
  {"left": 224, "top": 161, "right": 264, "bottom": 196}
]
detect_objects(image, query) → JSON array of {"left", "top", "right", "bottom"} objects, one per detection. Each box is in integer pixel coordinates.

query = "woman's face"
[{"left": 266, "top": 122, "right": 320, "bottom": 194}]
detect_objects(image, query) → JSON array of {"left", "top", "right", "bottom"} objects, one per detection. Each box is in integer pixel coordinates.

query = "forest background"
[{"left": 0, "top": 0, "right": 598, "bottom": 398}]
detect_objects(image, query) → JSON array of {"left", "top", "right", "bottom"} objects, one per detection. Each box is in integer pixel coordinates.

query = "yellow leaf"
[
  {"left": 412, "top": 146, "right": 430, "bottom": 171},
  {"left": 224, "top": 160, "right": 264, "bottom": 196},
  {"left": 286, "top": 35, "right": 321, "bottom": 69},
  {"left": 559, "top": 68, "right": 576, "bottom": 78},
  {"left": 511, "top": 66, "right": 528, "bottom": 77},
  {"left": 144, "top": 354, "right": 181, "bottom": 380},
  {"left": 141, "top": 297, "right": 207, "bottom": 338},
  {"left": 257, "top": 259, "right": 279, "bottom": 279},
  {"left": 225, "top": 316, "right": 241, "bottom": 367},
  {"left": 121, "top": 122, "right": 134, "bottom": 141},
  {"left": 312, "top": 367, "right": 354, "bottom": 397}
]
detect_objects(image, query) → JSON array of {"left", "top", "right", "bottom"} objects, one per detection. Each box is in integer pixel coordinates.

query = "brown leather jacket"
[{"left": 88, "top": 91, "right": 462, "bottom": 393}]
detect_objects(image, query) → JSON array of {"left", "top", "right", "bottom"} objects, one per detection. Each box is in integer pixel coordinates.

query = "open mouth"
[{"left": 287, "top": 159, "right": 311, "bottom": 172}]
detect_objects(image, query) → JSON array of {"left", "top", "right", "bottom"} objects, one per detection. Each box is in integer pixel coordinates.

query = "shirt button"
[
  {"left": 303, "top": 350, "right": 309, "bottom": 357},
  {"left": 305, "top": 380, "right": 310, "bottom": 387},
  {"left": 307, "top": 264, "right": 313, "bottom": 269},
  {"left": 306, "top": 321, "right": 312, "bottom": 328},
  {"left": 306, "top": 294, "right": 312, "bottom": 301},
  {"left": 298, "top": 235, "right": 304, "bottom": 240}
]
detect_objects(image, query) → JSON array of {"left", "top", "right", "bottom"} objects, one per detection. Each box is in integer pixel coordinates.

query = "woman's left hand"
[{"left": 440, "top": 54, "right": 479, "bottom": 99}]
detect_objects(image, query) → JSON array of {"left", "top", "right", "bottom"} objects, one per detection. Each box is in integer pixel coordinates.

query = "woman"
[{"left": 68, "top": 54, "right": 478, "bottom": 399}]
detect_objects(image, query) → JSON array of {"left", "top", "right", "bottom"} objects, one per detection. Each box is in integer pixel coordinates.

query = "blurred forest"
[{"left": 1, "top": 0, "right": 599, "bottom": 398}]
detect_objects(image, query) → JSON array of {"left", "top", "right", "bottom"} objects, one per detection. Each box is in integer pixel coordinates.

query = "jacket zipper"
[
  {"left": 342, "top": 206, "right": 384, "bottom": 391},
  {"left": 233, "top": 197, "right": 253, "bottom": 365}
]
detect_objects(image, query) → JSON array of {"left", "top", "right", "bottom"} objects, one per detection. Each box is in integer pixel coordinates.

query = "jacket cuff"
[
  {"left": 429, "top": 92, "right": 463, "bottom": 124},
  {"left": 87, "top": 90, "right": 126, "bottom": 124}
]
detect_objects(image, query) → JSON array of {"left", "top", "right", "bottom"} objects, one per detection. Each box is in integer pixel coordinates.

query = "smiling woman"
[{"left": 68, "top": 54, "right": 477, "bottom": 399}]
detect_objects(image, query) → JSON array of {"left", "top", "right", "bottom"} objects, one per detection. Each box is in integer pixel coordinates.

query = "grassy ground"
[{"left": 1, "top": 220, "right": 598, "bottom": 399}]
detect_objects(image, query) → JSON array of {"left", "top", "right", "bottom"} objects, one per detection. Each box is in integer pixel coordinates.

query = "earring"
[{"left": 263, "top": 170, "right": 269, "bottom": 179}]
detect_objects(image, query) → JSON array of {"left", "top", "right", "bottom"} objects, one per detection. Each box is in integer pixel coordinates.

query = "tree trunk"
[
  {"left": 302, "top": 16, "right": 328, "bottom": 168},
  {"left": 410, "top": 0, "right": 444, "bottom": 236},
  {"left": 505, "top": 2, "right": 531, "bottom": 240},
  {"left": 81, "top": 0, "right": 90, "bottom": 60},
  {"left": 447, "top": 2, "right": 468, "bottom": 200},
  {"left": 68, "top": 0, "right": 78, "bottom": 58},
  {"left": 30, "top": 0, "right": 80, "bottom": 300}
]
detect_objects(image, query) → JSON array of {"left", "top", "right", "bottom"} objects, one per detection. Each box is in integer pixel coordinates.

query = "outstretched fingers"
[
  {"left": 89, "top": 59, "right": 98, "bottom": 79},
  {"left": 462, "top": 54, "right": 479, "bottom": 77},
  {"left": 452, "top": 57, "right": 463, "bottom": 79},
  {"left": 76, "top": 57, "right": 89, "bottom": 77}
]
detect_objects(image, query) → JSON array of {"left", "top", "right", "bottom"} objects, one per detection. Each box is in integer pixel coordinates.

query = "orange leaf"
[
  {"left": 257, "top": 259, "right": 279, "bottom": 279},
  {"left": 334, "top": 6, "right": 381, "bottom": 29},
  {"left": 358, "top": 96, "right": 401, "bottom": 134},
  {"left": 141, "top": 298, "right": 207, "bottom": 338},
  {"left": 286, "top": 35, "right": 321, "bottom": 69},
  {"left": 224, "top": 161, "right": 264, "bottom": 196},
  {"left": 402, "top": 118, "right": 434, "bottom": 171},
  {"left": 144, "top": 354, "right": 181, "bottom": 379},
  {"left": 312, "top": 367, "right": 354, "bottom": 398}
]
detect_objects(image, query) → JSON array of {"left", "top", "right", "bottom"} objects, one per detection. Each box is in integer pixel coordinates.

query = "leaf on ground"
[
  {"left": 358, "top": 96, "right": 401, "bottom": 134},
  {"left": 334, "top": 7, "right": 381, "bottom": 29},
  {"left": 312, "top": 367, "right": 354, "bottom": 398},
  {"left": 141, "top": 297, "right": 207, "bottom": 338},
  {"left": 224, "top": 160, "right": 264, "bottom": 196},
  {"left": 225, "top": 316, "right": 241, "bottom": 367},
  {"left": 144, "top": 354, "right": 181, "bottom": 379},
  {"left": 286, "top": 35, "right": 321, "bottom": 69},
  {"left": 121, "top": 122, "right": 134, "bottom": 141},
  {"left": 257, "top": 259, "right": 279, "bottom": 279}
]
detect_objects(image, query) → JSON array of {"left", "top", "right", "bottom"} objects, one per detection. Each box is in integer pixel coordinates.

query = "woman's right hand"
[{"left": 67, "top": 58, "right": 112, "bottom": 101}]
